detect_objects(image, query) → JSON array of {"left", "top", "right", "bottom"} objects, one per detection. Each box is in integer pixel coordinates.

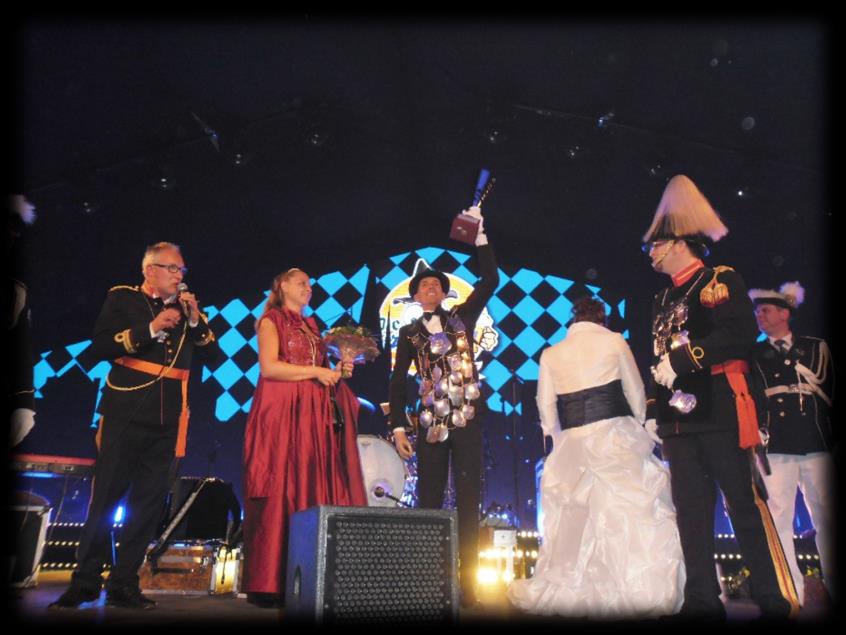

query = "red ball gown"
[{"left": 241, "top": 307, "right": 367, "bottom": 595}]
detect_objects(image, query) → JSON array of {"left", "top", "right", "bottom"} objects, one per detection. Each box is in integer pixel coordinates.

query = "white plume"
[{"left": 778, "top": 281, "right": 805, "bottom": 308}]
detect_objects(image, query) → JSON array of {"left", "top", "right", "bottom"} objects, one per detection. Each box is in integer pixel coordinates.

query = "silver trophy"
[
  {"left": 666, "top": 330, "right": 697, "bottom": 414},
  {"left": 668, "top": 389, "right": 697, "bottom": 414}
]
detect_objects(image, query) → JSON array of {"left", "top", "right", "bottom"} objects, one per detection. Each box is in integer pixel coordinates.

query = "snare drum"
[{"left": 356, "top": 435, "right": 409, "bottom": 507}]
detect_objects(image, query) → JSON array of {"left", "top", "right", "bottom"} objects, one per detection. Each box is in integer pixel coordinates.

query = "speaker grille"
[{"left": 324, "top": 516, "right": 454, "bottom": 623}]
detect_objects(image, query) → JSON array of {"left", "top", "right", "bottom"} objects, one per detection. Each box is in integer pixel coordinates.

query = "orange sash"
[
  {"left": 711, "top": 360, "right": 758, "bottom": 449},
  {"left": 114, "top": 356, "right": 191, "bottom": 457}
]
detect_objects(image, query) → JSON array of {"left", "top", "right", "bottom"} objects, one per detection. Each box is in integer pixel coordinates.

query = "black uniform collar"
[{"left": 141, "top": 282, "right": 176, "bottom": 305}]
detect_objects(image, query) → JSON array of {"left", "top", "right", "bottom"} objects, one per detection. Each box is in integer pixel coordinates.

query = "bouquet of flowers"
[{"left": 323, "top": 324, "right": 380, "bottom": 378}]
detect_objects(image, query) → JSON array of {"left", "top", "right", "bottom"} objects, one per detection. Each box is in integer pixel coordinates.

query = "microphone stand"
[{"left": 373, "top": 486, "right": 410, "bottom": 507}]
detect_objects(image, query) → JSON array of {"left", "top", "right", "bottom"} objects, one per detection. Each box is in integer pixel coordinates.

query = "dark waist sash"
[{"left": 556, "top": 379, "right": 633, "bottom": 431}]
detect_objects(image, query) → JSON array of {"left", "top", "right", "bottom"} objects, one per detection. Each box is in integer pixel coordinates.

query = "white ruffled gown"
[{"left": 506, "top": 321, "right": 685, "bottom": 619}]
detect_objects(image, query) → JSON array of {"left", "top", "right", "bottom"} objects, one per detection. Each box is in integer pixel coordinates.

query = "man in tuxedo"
[{"left": 389, "top": 206, "right": 498, "bottom": 607}]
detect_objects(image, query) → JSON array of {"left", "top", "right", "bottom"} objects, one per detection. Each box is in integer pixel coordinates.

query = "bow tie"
[{"left": 422, "top": 311, "right": 439, "bottom": 322}]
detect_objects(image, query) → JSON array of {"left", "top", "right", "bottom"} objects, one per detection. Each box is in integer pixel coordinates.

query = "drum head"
[{"left": 356, "top": 435, "right": 408, "bottom": 507}]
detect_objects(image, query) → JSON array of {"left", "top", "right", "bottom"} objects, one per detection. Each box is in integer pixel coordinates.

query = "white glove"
[
  {"left": 644, "top": 418, "right": 662, "bottom": 444},
  {"left": 10, "top": 408, "right": 36, "bottom": 447},
  {"left": 651, "top": 354, "right": 677, "bottom": 389},
  {"left": 463, "top": 205, "right": 488, "bottom": 246},
  {"left": 463, "top": 205, "right": 483, "bottom": 222}
]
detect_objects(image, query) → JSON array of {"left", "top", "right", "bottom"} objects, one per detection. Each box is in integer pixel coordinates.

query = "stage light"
[
  {"left": 648, "top": 162, "right": 667, "bottom": 179},
  {"left": 483, "top": 126, "right": 508, "bottom": 145},
  {"left": 476, "top": 567, "right": 499, "bottom": 585},
  {"left": 81, "top": 199, "right": 99, "bottom": 214},
  {"left": 232, "top": 151, "right": 252, "bottom": 167},
  {"left": 304, "top": 124, "right": 331, "bottom": 147},
  {"left": 113, "top": 505, "right": 124, "bottom": 524},
  {"left": 67, "top": 170, "right": 102, "bottom": 214},
  {"left": 189, "top": 111, "right": 220, "bottom": 153},
  {"left": 302, "top": 103, "right": 334, "bottom": 148},
  {"left": 481, "top": 102, "right": 516, "bottom": 145},
  {"left": 597, "top": 111, "right": 615, "bottom": 129},
  {"left": 151, "top": 162, "right": 177, "bottom": 191}
]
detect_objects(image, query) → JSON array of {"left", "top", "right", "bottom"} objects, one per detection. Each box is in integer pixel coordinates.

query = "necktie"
[{"left": 774, "top": 339, "right": 789, "bottom": 354}]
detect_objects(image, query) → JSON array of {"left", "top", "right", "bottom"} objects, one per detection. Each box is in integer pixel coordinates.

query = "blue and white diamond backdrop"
[{"left": 33, "top": 246, "right": 628, "bottom": 427}]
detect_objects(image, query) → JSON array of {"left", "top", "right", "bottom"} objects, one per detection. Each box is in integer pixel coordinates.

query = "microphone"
[
  {"left": 373, "top": 486, "right": 408, "bottom": 507},
  {"left": 176, "top": 283, "right": 191, "bottom": 318}
]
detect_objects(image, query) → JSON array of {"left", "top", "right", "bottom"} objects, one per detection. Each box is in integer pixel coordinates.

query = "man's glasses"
[
  {"left": 151, "top": 263, "right": 188, "bottom": 275},
  {"left": 641, "top": 240, "right": 675, "bottom": 254}
]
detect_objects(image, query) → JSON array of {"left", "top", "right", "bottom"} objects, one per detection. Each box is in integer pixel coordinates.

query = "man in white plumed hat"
[{"left": 750, "top": 281, "right": 835, "bottom": 607}]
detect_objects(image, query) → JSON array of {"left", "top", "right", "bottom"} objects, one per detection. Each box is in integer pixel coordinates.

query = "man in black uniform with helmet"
[{"left": 642, "top": 175, "right": 799, "bottom": 620}]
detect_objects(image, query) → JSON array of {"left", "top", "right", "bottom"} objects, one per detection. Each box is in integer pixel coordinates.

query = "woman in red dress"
[{"left": 241, "top": 268, "right": 367, "bottom": 607}]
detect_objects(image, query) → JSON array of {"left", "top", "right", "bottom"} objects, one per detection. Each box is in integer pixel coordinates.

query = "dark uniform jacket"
[
  {"left": 90, "top": 285, "right": 219, "bottom": 433},
  {"left": 389, "top": 245, "right": 498, "bottom": 430},
  {"left": 647, "top": 265, "right": 760, "bottom": 437},
  {"left": 752, "top": 336, "right": 833, "bottom": 454}
]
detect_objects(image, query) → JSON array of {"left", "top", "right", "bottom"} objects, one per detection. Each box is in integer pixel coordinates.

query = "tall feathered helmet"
[
  {"left": 641, "top": 174, "right": 729, "bottom": 257},
  {"left": 748, "top": 281, "right": 805, "bottom": 313}
]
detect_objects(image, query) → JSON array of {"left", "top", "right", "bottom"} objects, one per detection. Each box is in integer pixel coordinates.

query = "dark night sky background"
[{"left": 10, "top": 17, "right": 832, "bottom": 523}]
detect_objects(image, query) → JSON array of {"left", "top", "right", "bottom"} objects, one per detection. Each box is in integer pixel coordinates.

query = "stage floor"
[{"left": 11, "top": 570, "right": 836, "bottom": 626}]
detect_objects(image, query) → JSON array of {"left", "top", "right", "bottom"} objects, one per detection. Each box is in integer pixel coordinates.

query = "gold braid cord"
[
  {"left": 107, "top": 324, "right": 188, "bottom": 392},
  {"left": 752, "top": 478, "right": 802, "bottom": 616},
  {"left": 684, "top": 344, "right": 705, "bottom": 370},
  {"left": 114, "top": 329, "right": 137, "bottom": 354}
]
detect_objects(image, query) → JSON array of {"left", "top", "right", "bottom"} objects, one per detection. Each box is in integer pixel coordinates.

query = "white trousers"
[{"left": 762, "top": 452, "right": 836, "bottom": 604}]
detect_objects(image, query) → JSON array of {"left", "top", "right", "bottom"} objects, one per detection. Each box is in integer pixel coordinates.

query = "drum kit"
[
  {"left": 357, "top": 402, "right": 464, "bottom": 509},
  {"left": 356, "top": 434, "right": 416, "bottom": 508}
]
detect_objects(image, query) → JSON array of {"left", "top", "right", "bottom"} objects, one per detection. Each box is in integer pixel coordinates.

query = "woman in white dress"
[{"left": 507, "top": 297, "right": 685, "bottom": 619}]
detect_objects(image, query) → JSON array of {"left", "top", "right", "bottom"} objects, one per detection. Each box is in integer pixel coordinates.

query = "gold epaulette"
[
  {"left": 108, "top": 284, "right": 140, "bottom": 293},
  {"left": 700, "top": 265, "right": 734, "bottom": 308}
]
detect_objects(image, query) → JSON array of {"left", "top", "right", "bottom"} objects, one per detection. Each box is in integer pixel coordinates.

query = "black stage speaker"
[
  {"left": 286, "top": 505, "right": 458, "bottom": 624},
  {"left": 161, "top": 477, "right": 240, "bottom": 542}
]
